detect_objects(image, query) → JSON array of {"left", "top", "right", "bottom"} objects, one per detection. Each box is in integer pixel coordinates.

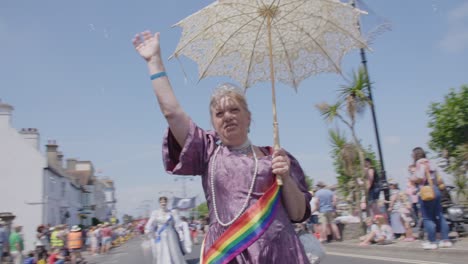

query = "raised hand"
[{"left": 132, "top": 31, "right": 161, "bottom": 62}]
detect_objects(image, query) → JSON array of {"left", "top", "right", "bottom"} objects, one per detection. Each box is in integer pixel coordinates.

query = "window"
[{"left": 61, "top": 182, "right": 66, "bottom": 198}]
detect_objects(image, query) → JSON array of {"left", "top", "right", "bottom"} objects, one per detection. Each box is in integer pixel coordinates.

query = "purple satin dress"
[{"left": 163, "top": 120, "right": 312, "bottom": 264}]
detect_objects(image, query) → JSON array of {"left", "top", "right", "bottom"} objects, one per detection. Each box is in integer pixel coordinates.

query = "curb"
[{"left": 324, "top": 241, "right": 468, "bottom": 256}]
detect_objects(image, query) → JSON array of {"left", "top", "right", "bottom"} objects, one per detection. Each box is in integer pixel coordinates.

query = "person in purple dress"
[{"left": 132, "top": 30, "right": 312, "bottom": 263}]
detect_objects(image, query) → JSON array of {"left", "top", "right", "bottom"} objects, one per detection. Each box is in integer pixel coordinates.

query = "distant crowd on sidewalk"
[
  {"left": 0, "top": 220, "right": 134, "bottom": 264},
  {"left": 296, "top": 147, "right": 458, "bottom": 251}
]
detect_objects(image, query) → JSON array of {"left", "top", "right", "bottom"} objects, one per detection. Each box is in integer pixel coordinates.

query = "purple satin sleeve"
[
  {"left": 162, "top": 119, "right": 217, "bottom": 176},
  {"left": 288, "top": 153, "right": 312, "bottom": 222}
]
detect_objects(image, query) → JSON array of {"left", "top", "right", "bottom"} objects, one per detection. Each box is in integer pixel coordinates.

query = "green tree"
[
  {"left": 328, "top": 129, "right": 379, "bottom": 213},
  {"left": 427, "top": 85, "right": 468, "bottom": 201},
  {"left": 305, "top": 175, "right": 314, "bottom": 190},
  {"left": 447, "top": 144, "right": 468, "bottom": 202},
  {"left": 328, "top": 129, "right": 350, "bottom": 195},
  {"left": 428, "top": 85, "right": 468, "bottom": 157},
  {"left": 196, "top": 202, "right": 209, "bottom": 218}
]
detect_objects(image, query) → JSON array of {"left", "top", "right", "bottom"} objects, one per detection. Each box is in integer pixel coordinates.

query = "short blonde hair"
[{"left": 209, "top": 83, "right": 251, "bottom": 122}]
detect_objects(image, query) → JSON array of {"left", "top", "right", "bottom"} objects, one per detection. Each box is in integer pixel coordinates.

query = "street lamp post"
[{"left": 352, "top": 0, "right": 390, "bottom": 203}]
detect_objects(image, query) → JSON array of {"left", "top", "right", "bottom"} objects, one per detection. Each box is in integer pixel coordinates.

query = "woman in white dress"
[{"left": 145, "top": 196, "right": 187, "bottom": 264}]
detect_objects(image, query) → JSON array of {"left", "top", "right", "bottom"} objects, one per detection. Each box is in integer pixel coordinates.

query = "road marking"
[{"left": 327, "top": 251, "right": 451, "bottom": 264}]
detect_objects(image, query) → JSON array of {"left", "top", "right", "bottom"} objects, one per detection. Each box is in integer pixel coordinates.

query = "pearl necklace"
[{"left": 210, "top": 143, "right": 258, "bottom": 227}]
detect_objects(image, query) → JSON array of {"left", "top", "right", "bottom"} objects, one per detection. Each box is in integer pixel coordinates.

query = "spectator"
[
  {"left": 49, "top": 226, "right": 64, "bottom": 250},
  {"left": 365, "top": 158, "right": 381, "bottom": 217},
  {"left": 188, "top": 218, "right": 198, "bottom": 245},
  {"left": 314, "top": 181, "right": 341, "bottom": 242},
  {"left": 308, "top": 190, "right": 320, "bottom": 237},
  {"left": 67, "top": 225, "right": 83, "bottom": 264},
  {"left": 35, "top": 225, "right": 49, "bottom": 261},
  {"left": 0, "top": 220, "right": 8, "bottom": 264},
  {"left": 100, "top": 224, "right": 112, "bottom": 254},
  {"left": 388, "top": 181, "right": 406, "bottom": 239},
  {"left": 399, "top": 193, "right": 415, "bottom": 241},
  {"left": 405, "top": 174, "right": 420, "bottom": 225},
  {"left": 23, "top": 251, "right": 35, "bottom": 264},
  {"left": 92, "top": 225, "right": 101, "bottom": 255},
  {"left": 412, "top": 147, "right": 451, "bottom": 250},
  {"left": 359, "top": 215, "right": 394, "bottom": 246},
  {"left": 9, "top": 225, "right": 24, "bottom": 264},
  {"left": 85, "top": 227, "right": 93, "bottom": 253},
  {"left": 47, "top": 248, "right": 64, "bottom": 264}
]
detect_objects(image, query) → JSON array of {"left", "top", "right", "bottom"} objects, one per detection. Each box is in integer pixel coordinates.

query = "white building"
[
  {"left": 93, "top": 178, "right": 108, "bottom": 221},
  {"left": 100, "top": 178, "right": 117, "bottom": 222},
  {"left": 0, "top": 100, "right": 88, "bottom": 250},
  {"left": 1, "top": 100, "right": 117, "bottom": 238},
  {"left": 0, "top": 101, "right": 47, "bottom": 251},
  {"left": 67, "top": 161, "right": 107, "bottom": 224},
  {"left": 44, "top": 142, "right": 82, "bottom": 227}
]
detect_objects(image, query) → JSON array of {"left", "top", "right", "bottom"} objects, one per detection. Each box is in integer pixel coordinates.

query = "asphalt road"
[
  {"left": 84, "top": 236, "right": 199, "bottom": 264},
  {"left": 85, "top": 236, "right": 466, "bottom": 264}
]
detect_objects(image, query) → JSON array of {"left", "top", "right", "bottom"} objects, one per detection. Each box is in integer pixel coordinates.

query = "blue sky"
[{"left": 1, "top": 0, "right": 467, "bottom": 217}]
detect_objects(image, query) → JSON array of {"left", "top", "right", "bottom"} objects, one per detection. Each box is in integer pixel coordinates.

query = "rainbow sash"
[{"left": 201, "top": 180, "right": 281, "bottom": 264}]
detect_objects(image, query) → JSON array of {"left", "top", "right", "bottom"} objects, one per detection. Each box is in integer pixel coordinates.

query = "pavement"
[
  {"left": 324, "top": 236, "right": 468, "bottom": 256},
  {"left": 82, "top": 235, "right": 200, "bottom": 264}
]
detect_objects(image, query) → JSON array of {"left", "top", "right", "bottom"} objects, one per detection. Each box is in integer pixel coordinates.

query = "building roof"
[
  {"left": 100, "top": 178, "right": 115, "bottom": 189},
  {"left": 67, "top": 170, "right": 93, "bottom": 186},
  {"left": 0, "top": 100, "right": 14, "bottom": 112},
  {"left": 46, "top": 164, "right": 82, "bottom": 188},
  {"left": 46, "top": 161, "right": 68, "bottom": 178}
]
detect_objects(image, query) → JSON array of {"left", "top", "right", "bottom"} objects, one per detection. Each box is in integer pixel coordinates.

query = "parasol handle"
[{"left": 267, "top": 15, "right": 283, "bottom": 186}]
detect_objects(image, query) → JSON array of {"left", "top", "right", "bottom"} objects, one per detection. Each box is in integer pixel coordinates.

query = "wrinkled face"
[{"left": 211, "top": 96, "right": 251, "bottom": 146}]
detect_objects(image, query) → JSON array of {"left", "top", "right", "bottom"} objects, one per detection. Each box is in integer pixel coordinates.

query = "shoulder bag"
[{"left": 420, "top": 166, "right": 435, "bottom": 201}]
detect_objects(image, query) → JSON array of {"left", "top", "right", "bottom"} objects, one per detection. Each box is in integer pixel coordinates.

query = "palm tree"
[
  {"left": 316, "top": 67, "right": 372, "bottom": 216},
  {"left": 328, "top": 129, "right": 362, "bottom": 217},
  {"left": 328, "top": 129, "right": 350, "bottom": 192}
]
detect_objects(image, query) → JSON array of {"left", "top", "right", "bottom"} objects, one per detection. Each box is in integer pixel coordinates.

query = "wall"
[{"left": 0, "top": 123, "right": 46, "bottom": 251}]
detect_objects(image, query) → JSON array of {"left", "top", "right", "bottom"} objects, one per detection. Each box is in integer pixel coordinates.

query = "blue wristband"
[{"left": 150, "top": 71, "right": 167, "bottom": 80}]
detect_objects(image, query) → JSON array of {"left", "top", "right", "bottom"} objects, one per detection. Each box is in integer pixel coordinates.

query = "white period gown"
[{"left": 145, "top": 209, "right": 187, "bottom": 264}]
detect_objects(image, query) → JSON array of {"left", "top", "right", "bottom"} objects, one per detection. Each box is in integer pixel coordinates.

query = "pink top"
[{"left": 101, "top": 227, "right": 112, "bottom": 238}]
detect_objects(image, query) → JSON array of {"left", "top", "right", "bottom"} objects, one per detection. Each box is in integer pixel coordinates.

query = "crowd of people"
[
  {"left": 0, "top": 221, "right": 134, "bottom": 264},
  {"left": 298, "top": 147, "right": 454, "bottom": 251}
]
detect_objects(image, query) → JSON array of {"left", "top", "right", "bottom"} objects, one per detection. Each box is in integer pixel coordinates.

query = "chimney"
[
  {"left": 46, "top": 140, "right": 59, "bottom": 167},
  {"left": 57, "top": 151, "right": 64, "bottom": 169},
  {"left": 66, "top": 158, "right": 77, "bottom": 171},
  {"left": 0, "top": 99, "right": 14, "bottom": 127},
  {"left": 19, "top": 128, "right": 40, "bottom": 150}
]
